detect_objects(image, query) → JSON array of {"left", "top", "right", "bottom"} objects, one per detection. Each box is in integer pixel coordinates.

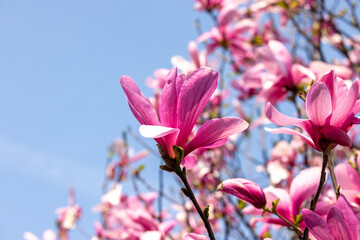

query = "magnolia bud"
[{"left": 217, "top": 178, "right": 266, "bottom": 209}]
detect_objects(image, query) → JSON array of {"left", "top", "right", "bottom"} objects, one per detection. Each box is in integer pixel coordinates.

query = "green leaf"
[
  {"left": 237, "top": 199, "right": 246, "bottom": 209},
  {"left": 272, "top": 198, "right": 280, "bottom": 211}
]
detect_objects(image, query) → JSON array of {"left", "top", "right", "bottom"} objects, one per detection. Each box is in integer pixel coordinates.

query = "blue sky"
[{"left": 0, "top": 1, "right": 211, "bottom": 239}]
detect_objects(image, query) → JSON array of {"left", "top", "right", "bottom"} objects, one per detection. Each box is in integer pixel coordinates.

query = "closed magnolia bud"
[{"left": 217, "top": 178, "right": 266, "bottom": 209}]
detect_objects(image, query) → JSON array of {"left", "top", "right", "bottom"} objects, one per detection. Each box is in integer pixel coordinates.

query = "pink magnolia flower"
[
  {"left": 94, "top": 191, "right": 176, "bottom": 240},
  {"left": 242, "top": 167, "right": 328, "bottom": 227},
  {"left": 197, "top": 19, "right": 256, "bottom": 59},
  {"left": 302, "top": 194, "right": 360, "bottom": 240},
  {"left": 120, "top": 67, "right": 248, "bottom": 160},
  {"left": 217, "top": 178, "right": 266, "bottom": 209},
  {"left": 266, "top": 70, "right": 360, "bottom": 151},
  {"left": 238, "top": 40, "right": 315, "bottom": 104}
]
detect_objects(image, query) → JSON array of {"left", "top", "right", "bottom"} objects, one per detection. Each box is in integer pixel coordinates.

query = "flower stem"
[
  {"left": 327, "top": 155, "right": 340, "bottom": 199},
  {"left": 174, "top": 166, "right": 216, "bottom": 240},
  {"left": 263, "top": 207, "right": 303, "bottom": 237},
  {"left": 302, "top": 146, "right": 331, "bottom": 240}
]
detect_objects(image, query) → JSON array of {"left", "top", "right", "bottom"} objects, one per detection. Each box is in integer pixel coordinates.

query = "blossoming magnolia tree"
[{"left": 24, "top": 0, "right": 360, "bottom": 240}]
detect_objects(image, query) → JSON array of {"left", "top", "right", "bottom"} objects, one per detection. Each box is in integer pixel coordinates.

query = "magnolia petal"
[
  {"left": 331, "top": 79, "right": 359, "bottom": 127},
  {"left": 327, "top": 206, "right": 353, "bottom": 240},
  {"left": 199, "top": 137, "right": 229, "bottom": 150},
  {"left": 159, "top": 220, "right": 177, "bottom": 236},
  {"left": 333, "top": 195, "right": 360, "bottom": 240},
  {"left": 334, "top": 163, "right": 360, "bottom": 191},
  {"left": 264, "top": 187, "right": 292, "bottom": 220},
  {"left": 291, "top": 64, "right": 315, "bottom": 85},
  {"left": 306, "top": 82, "right": 332, "bottom": 126},
  {"left": 265, "top": 102, "right": 306, "bottom": 126},
  {"left": 302, "top": 209, "right": 334, "bottom": 240},
  {"left": 232, "top": 19, "right": 257, "bottom": 35},
  {"left": 256, "top": 44, "right": 281, "bottom": 76},
  {"left": 120, "top": 76, "right": 160, "bottom": 125},
  {"left": 159, "top": 68, "right": 178, "bottom": 128},
  {"left": 217, "top": 4, "right": 237, "bottom": 27},
  {"left": 188, "top": 41, "right": 201, "bottom": 68},
  {"left": 181, "top": 155, "right": 196, "bottom": 169},
  {"left": 318, "top": 126, "right": 351, "bottom": 147},
  {"left": 218, "top": 178, "right": 266, "bottom": 209},
  {"left": 139, "top": 125, "right": 179, "bottom": 138},
  {"left": 310, "top": 61, "right": 353, "bottom": 80},
  {"left": 265, "top": 127, "right": 318, "bottom": 150},
  {"left": 184, "top": 117, "right": 248, "bottom": 156},
  {"left": 177, "top": 68, "right": 219, "bottom": 147},
  {"left": 267, "top": 40, "right": 292, "bottom": 76},
  {"left": 352, "top": 99, "right": 360, "bottom": 115},
  {"left": 290, "top": 167, "right": 324, "bottom": 216}
]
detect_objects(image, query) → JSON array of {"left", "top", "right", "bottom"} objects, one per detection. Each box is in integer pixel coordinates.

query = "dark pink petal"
[
  {"left": 290, "top": 167, "right": 324, "bottom": 216},
  {"left": 330, "top": 79, "right": 359, "bottom": 127},
  {"left": 176, "top": 73, "right": 185, "bottom": 97},
  {"left": 139, "top": 125, "right": 179, "bottom": 138},
  {"left": 334, "top": 163, "right": 360, "bottom": 191},
  {"left": 177, "top": 68, "right": 219, "bottom": 147},
  {"left": 218, "top": 178, "right": 266, "bottom": 209},
  {"left": 184, "top": 117, "right": 248, "bottom": 156},
  {"left": 159, "top": 68, "right": 178, "bottom": 128},
  {"left": 197, "top": 137, "right": 229, "bottom": 150},
  {"left": 120, "top": 76, "right": 160, "bottom": 125},
  {"left": 265, "top": 102, "right": 307, "bottom": 126},
  {"left": 302, "top": 209, "right": 334, "bottom": 240},
  {"left": 317, "top": 126, "right": 351, "bottom": 148},
  {"left": 265, "top": 127, "right": 318, "bottom": 150},
  {"left": 306, "top": 82, "right": 332, "bottom": 126},
  {"left": 353, "top": 117, "right": 360, "bottom": 124},
  {"left": 157, "top": 69, "right": 181, "bottom": 157},
  {"left": 333, "top": 195, "right": 359, "bottom": 240},
  {"left": 327, "top": 206, "right": 353, "bottom": 240}
]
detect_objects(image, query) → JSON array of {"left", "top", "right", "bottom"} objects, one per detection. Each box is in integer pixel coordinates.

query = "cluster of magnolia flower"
[{"left": 24, "top": 0, "right": 360, "bottom": 239}]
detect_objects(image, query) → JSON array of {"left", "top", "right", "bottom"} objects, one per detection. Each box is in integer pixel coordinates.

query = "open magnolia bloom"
[
  {"left": 266, "top": 70, "right": 360, "bottom": 151},
  {"left": 302, "top": 195, "right": 360, "bottom": 240},
  {"left": 120, "top": 67, "right": 248, "bottom": 162}
]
